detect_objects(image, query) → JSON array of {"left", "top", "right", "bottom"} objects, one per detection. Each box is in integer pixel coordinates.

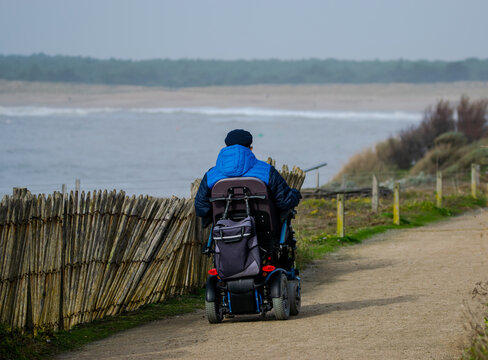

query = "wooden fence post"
[
  {"left": 315, "top": 169, "right": 319, "bottom": 189},
  {"left": 471, "top": 163, "right": 480, "bottom": 199},
  {"left": 12, "top": 187, "right": 31, "bottom": 197},
  {"left": 62, "top": 184, "right": 67, "bottom": 198},
  {"left": 75, "top": 179, "right": 80, "bottom": 193},
  {"left": 393, "top": 182, "right": 400, "bottom": 225},
  {"left": 486, "top": 183, "right": 488, "bottom": 207},
  {"left": 372, "top": 174, "right": 379, "bottom": 213},
  {"left": 436, "top": 171, "right": 442, "bottom": 208},
  {"left": 337, "top": 194, "right": 345, "bottom": 237}
]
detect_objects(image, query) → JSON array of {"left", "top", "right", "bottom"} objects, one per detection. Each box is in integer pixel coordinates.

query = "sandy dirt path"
[{"left": 58, "top": 210, "right": 488, "bottom": 360}]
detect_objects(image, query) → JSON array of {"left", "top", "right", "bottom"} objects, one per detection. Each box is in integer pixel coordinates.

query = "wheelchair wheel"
[
  {"left": 272, "top": 273, "right": 290, "bottom": 320},
  {"left": 205, "top": 300, "right": 222, "bottom": 324},
  {"left": 288, "top": 280, "right": 301, "bottom": 315}
]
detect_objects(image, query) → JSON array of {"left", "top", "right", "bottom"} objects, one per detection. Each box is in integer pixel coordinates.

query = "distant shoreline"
[{"left": 0, "top": 80, "right": 486, "bottom": 112}]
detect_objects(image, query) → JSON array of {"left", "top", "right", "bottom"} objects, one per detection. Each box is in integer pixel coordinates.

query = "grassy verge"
[
  {"left": 294, "top": 188, "right": 486, "bottom": 269},
  {"left": 0, "top": 290, "right": 204, "bottom": 360}
]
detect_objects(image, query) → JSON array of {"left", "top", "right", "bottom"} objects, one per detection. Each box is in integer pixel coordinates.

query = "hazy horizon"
[
  {"left": 2, "top": 53, "right": 488, "bottom": 62},
  {"left": 1, "top": 0, "right": 487, "bottom": 61}
]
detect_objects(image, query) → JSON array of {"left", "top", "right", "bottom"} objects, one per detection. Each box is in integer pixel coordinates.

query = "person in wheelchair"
[
  {"left": 194, "top": 129, "right": 301, "bottom": 225},
  {"left": 195, "top": 129, "right": 302, "bottom": 323}
]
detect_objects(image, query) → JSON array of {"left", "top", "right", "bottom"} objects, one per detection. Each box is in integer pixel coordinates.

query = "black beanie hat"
[{"left": 225, "top": 129, "right": 253, "bottom": 147}]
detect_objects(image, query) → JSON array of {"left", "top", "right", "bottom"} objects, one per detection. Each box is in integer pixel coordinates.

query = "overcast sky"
[{"left": 1, "top": 0, "right": 487, "bottom": 61}]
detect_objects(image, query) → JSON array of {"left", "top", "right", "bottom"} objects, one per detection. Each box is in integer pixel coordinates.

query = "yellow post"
[
  {"left": 337, "top": 194, "right": 345, "bottom": 237},
  {"left": 471, "top": 163, "right": 480, "bottom": 199},
  {"left": 436, "top": 171, "right": 442, "bottom": 208},
  {"left": 393, "top": 182, "right": 400, "bottom": 225}
]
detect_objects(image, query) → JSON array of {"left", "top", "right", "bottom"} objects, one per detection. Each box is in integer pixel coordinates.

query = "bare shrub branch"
[{"left": 457, "top": 95, "right": 488, "bottom": 142}]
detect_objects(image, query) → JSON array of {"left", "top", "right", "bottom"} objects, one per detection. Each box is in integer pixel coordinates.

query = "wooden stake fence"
[
  {"left": 0, "top": 166, "right": 305, "bottom": 332},
  {"left": 0, "top": 191, "right": 64, "bottom": 332}
]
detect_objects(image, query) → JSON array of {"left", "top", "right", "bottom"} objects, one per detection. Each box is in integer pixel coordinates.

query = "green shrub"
[{"left": 434, "top": 131, "right": 468, "bottom": 147}]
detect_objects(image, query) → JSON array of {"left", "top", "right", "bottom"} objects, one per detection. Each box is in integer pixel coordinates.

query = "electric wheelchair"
[{"left": 202, "top": 177, "right": 301, "bottom": 323}]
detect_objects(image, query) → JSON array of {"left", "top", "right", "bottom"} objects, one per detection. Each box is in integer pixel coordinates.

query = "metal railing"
[{"left": 304, "top": 162, "right": 328, "bottom": 189}]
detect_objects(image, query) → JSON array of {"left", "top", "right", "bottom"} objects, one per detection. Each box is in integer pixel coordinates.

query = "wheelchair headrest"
[
  {"left": 210, "top": 177, "right": 280, "bottom": 234},
  {"left": 211, "top": 177, "right": 269, "bottom": 199}
]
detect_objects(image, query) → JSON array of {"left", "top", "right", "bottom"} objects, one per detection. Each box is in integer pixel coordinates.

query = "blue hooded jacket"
[
  {"left": 206, "top": 145, "right": 271, "bottom": 188},
  {"left": 194, "top": 145, "right": 301, "bottom": 219}
]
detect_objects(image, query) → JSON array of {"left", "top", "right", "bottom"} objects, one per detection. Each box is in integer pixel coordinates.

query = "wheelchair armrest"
[
  {"left": 201, "top": 215, "right": 213, "bottom": 228},
  {"left": 202, "top": 247, "right": 214, "bottom": 256},
  {"left": 202, "top": 224, "right": 214, "bottom": 256},
  {"left": 280, "top": 208, "right": 296, "bottom": 223}
]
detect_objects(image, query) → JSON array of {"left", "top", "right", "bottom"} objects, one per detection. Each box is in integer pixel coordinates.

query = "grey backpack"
[{"left": 213, "top": 216, "right": 260, "bottom": 279}]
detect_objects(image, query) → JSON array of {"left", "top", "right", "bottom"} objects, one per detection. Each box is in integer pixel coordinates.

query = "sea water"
[{"left": 0, "top": 106, "right": 421, "bottom": 198}]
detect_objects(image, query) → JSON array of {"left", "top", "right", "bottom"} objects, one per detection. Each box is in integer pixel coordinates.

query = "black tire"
[
  {"left": 272, "top": 273, "right": 290, "bottom": 320},
  {"left": 205, "top": 300, "right": 222, "bottom": 324},
  {"left": 288, "top": 280, "right": 301, "bottom": 315}
]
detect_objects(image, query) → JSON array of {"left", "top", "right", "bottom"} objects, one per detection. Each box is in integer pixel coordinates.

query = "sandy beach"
[{"left": 0, "top": 80, "right": 486, "bottom": 111}]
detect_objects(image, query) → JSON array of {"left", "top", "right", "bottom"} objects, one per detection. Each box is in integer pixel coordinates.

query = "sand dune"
[{"left": 0, "top": 80, "right": 486, "bottom": 112}]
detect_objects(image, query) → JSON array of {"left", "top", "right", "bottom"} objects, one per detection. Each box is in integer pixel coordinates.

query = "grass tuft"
[
  {"left": 0, "top": 290, "right": 205, "bottom": 359},
  {"left": 463, "top": 282, "right": 488, "bottom": 360}
]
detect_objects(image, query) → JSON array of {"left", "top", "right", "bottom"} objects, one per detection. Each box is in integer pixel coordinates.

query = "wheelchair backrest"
[{"left": 210, "top": 177, "right": 281, "bottom": 252}]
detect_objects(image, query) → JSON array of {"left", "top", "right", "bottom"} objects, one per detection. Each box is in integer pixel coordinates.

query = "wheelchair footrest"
[
  {"left": 227, "top": 278, "right": 257, "bottom": 314},
  {"left": 228, "top": 291, "right": 256, "bottom": 314}
]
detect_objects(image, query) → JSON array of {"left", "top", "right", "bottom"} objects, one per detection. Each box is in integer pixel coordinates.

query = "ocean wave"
[
  {"left": 133, "top": 107, "right": 422, "bottom": 121},
  {"left": 0, "top": 106, "right": 118, "bottom": 117},
  {"left": 0, "top": 106, "right": 422, "bottom": 121}
]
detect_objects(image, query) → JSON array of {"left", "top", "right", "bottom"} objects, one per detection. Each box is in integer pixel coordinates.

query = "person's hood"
[{"left": 215, "top": 145, "right": 257, "bottom": 177}]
